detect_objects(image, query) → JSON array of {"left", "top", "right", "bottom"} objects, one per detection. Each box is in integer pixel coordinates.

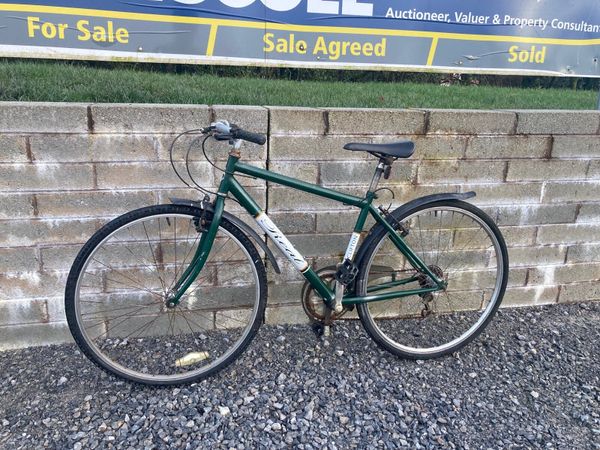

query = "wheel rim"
[
  {"left": 73, "top": 213, "right": 261, "bottom": 383},
  {"left": 360, "top": 206, "right": 505, "bottom": 355}
]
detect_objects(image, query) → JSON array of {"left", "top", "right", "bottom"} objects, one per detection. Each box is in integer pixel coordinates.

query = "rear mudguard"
[
  {"left": 170, "top": 197, "right": 281, "bottom": 274},
  {"left": 351, "top": 191, "right": 476, "bottom": 288}
]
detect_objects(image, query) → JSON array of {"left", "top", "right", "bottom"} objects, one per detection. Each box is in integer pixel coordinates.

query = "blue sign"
[{"left": 1, "top": 0, "right": 599, "bottom": 76}]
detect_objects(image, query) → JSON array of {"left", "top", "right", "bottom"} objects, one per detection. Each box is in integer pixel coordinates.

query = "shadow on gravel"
[{"left": 0, "top": 302, "right": 598, "bottom": 449}]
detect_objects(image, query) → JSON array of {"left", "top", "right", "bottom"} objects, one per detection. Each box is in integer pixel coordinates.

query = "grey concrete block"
[
  {"left": 589, "top": 161, "right": 600, "bottom": 179},
  {"left": 270, "top": 135, "right": 372, "bottom": 161},
  {"left": 528, "top": 263, "right": 600, "bottom": 285},
  {"left": 566, "top": 243, "right": 600, "bottom": 263},
  {"left": 418, "top": 161, "right": 506, "bottom": 184},
  {"left": 35, "top": 191, "right": 156, "bottom": 218},
  {"left": 29, "top": 134, "right": 159, "bottom": 163},
  {"left": 466, "top": 136, "right": 551, "bottom": 159},
  {"left": 466, "top": 183, "right": 543, "bottom": 206},
  {"left": 39, "top": 246, "right": 80, "bottom": 271},
  {"left": 507, "top": 267, "right": 529, "bottom": 287},
  {"left": 285, "top": 233, "right": 351, "bottom": 258},
  {"left": 0, "top": 163, "right": 94, "bottom": 192},
  {"left": 269, "top": 212, "right": 316, "bottom": 234},
  {"left": 0, "top": 247, "right": 39, "bottom": 272},
  {"left": 496, "top": 204, "right": 578, "bottom": 226},
  {"left": 96, "top": 162, "right": 213, "bottom": 189},
  {"left": 91, "top": 134, "right": 160, "bottom": 162},
  {"left": 316, "top": 211, "right": 375, "bottom": 234},
  {"left": 498, "top": 226, "right": 537, "bottom": 247},
  {"left": 559, "top": 282, "right": 600, "bottom": 303},
  {"left": 46, "top": 297, "right": 66, "bottom": 322},
  {"left": 537, "top": 224, "right": 600, "bottom": 245},
  {"left": 1, "top": 218, "right": 100, "bottom": 247},
  {"left": 0, "top": 102, "right": 88, "bottom": 133},
  {"left": 327, "top": 108, "right": 426, "bottom": 135},
  {"left": 269, "top": 161, "right": 319, "bottom": 184},
  {"left": 212, "top": 105, "right": 269, "bottom": 133},
  {"left": 0, "top": 321, "right": 73, "bottom": 350},
  {"left": 28, "top": 134, "right": 89, "bottom": 163},
  {"left": 269, "top": 107, "right": 325, "bottom": 135},
  {"left": 516, "top": 110, "right": 600, "bottom": 135},
  {"left": 552, "top": 135, "right": 600, "bottom": 158},
  {"left": 427, "top": 110, "right": 516, "bottom": 135},
  {"left": 542, "top": 181, "right": 600, "bottom": 203},
  {"left": 268, "top": 282, "right": 304, "bottom": 307},
  {"left": 0, "top": 135, "right": 28, "bottom": 163},
  {"left": 502, "top": 286, "right": 558, "bottom": 307},
  {"left": 0, "top": 299, "right": 47, "bottom": 326},
  {"left": 0, "top": 193, "right": 35, "bottom": 219},
  {"left": 508, "top": 246, "right": 567, "bottom": 267},
  {"left": 265, "top": 304, "right": 311, "bottom": 325},
  {"left": 321, "top": 160, "right": 415, "bottom": 185},
  {"left": 269, "top": 186, "right": 365, "bottom": 211},
  {"left": 0, "top": 271, "right": 65, "bottom": 300},
  {"left": 577, "top": 204, "right": 600, "bottom": 223},
  {"left": 507, "top": 160, "right": 588, "bottom": 182},
  {"left": 400, "top": 135, "right": 466, "bottom": 160},
  {"left": 91, "top": 103, "right": 211, "bottom": 133}
]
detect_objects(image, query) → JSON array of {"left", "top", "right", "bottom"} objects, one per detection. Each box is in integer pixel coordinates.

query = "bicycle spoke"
[
  {"left": 360, "top": 204, "right": 506, "bottom": 356},
  {"left": 141, "top": 222, "right": 168, "bottom": 294},
  {"left": 69, "top": 207, "right": 264, "bottom": 383}
]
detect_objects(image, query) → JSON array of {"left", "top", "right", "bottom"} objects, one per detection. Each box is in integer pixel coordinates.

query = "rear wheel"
[
  {"left": 65, "top": 204, "right": 267, "bottom": 385},
  {"left": 356, "top": 200, "right": 508, "bottom": 359}
]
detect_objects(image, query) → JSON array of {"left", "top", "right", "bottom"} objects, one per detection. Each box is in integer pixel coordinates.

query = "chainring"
[{"left": 301, "top": 267, "right": 350, "bottom": 325}]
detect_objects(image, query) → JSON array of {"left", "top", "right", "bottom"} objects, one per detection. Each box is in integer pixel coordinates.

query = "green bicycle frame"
[{"left": 169, "top": 152, "right": 446, "bottom": 307}]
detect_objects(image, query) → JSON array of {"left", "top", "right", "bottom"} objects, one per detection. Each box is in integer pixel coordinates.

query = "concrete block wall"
[{"left": 0, "top": 102, "right": 599, "bottom": 349}]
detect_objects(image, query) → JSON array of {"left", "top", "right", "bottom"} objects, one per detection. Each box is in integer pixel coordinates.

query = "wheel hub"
[
  {"left": 418, "top": 265, "right": 445, "bottom": 290},
  {"left": 165, "top": 291, "right": 179, "bottom": 309}
]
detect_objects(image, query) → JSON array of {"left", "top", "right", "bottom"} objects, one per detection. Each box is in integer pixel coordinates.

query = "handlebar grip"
[{"left": 231, "top": 127, "right": 267, "bottom": 146}]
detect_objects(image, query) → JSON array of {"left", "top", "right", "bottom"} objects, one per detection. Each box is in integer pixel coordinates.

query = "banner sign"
[{"left": 1, "top": 1, "right": 599, "bottom": 77}]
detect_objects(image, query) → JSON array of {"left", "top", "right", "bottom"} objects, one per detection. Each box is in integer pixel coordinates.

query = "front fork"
[{"left": 166, "top": 195, "right": 225, "bottom": 307}]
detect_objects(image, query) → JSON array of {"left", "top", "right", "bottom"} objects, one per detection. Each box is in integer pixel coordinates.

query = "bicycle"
[{"left": 65, "top": 120, "right": 509, "bottom": 386}]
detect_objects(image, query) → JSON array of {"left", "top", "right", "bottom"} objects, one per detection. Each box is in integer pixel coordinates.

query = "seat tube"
[
  {"left": 342, "top": 162, "right": 384, "bottom": 263},
  {"left": 368, "top": 159, "right": 385, "bottom": 193}
]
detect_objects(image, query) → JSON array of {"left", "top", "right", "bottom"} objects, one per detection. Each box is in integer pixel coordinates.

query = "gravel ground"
[{"left": 0, "top": 302, "right": 598, "bottom": 450}]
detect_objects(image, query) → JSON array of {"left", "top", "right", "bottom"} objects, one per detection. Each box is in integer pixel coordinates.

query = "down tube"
[{"left": 228, "top": 178, "right": 336, "bottom": 304}]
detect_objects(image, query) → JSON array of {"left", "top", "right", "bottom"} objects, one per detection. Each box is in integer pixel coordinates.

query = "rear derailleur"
[{"left": 417, "top": 265, "right": 445, "bottom": 318}]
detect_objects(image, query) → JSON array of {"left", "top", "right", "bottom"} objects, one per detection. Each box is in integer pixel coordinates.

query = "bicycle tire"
[
  {"left": 356, "top": 200, "right": 508, "bottom": 359},
  {"left": 65, "top": 204, "right": 267, "bottom": 385}
]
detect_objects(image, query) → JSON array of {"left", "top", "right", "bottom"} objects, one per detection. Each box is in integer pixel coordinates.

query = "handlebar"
[
  {"left": 204, "top": 121, "right": 266, "bottom": 146},
  {"left": 231, "top": 127, "right": 267, "bottom": 146}
]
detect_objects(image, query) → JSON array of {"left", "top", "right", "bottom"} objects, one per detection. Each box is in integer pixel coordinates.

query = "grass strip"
[{"left": 0, "top": 60, "right": 597, "bottom": 109}]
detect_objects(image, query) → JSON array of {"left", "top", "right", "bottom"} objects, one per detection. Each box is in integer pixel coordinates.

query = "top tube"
[{"left": 234, "top": 161, "right": 367, "bottom": 208}]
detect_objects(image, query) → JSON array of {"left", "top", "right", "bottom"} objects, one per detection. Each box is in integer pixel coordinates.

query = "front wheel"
[
  {"left": 65, "top": 204, "right": 267, "bottom": 385},
  {"left": 356, "top": 200, "right": 508, "bottom": 359}
]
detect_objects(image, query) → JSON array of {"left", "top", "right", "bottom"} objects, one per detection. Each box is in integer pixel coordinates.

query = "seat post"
[{"left": 368, "top": 158, "right": 386, "bottom": 193}]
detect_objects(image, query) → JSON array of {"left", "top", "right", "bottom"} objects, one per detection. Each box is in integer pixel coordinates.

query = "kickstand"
[
  {"left": 310, "top": 308, "right": 334, "bottom": 339},
  {"left": 322, "top": 308, "right": 333, "bottom": 338}
]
